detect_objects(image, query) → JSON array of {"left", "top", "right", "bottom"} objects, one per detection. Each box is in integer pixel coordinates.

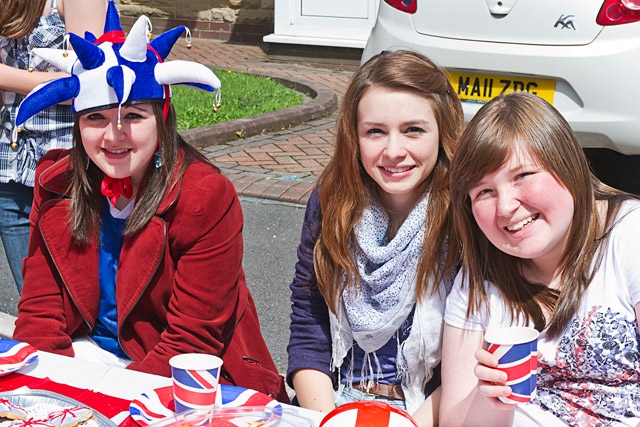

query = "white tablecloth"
[{"left": 9, "top": 351, "right": 324, "bottom": 426}]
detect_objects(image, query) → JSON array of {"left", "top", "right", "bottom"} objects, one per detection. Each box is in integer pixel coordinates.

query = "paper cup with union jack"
[
  {"left": 485, "top": 326, "right": 539, "bottom": 405},
  {"left": 169, "top": 353, "right": 223, "bottom": 413}
]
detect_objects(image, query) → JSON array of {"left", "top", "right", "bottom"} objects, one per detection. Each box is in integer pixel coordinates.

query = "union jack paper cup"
[
  {"left": 169, "top": 353, "right": 223, "bottom": 413},
  {"left": 485, "top": 326, "right": 539, "bottom": 405}
]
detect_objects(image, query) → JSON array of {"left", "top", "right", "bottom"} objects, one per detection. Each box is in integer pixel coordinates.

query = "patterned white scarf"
[{"left": 329, "top": 195, "right": 446, "bottom": 413}]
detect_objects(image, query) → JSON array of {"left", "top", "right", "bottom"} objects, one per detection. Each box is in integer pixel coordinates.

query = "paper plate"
[
  {"left": 0, "top": 390, "right": 116, "bottom": 427},
  {"left": 129, "top": 385, "right": 282, "bottom": 426},
  {"left": 0, "top": 338, "right": 38, "bottom": 377}
]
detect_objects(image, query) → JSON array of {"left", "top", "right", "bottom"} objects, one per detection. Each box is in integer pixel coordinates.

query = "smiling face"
[
  {"left": 468, "top": 148, "right": 575, "bottom": 275},
  {"left": 357, "top": 86, "right": 440, "bottom": 213},
  {"left": 79, "top": 104, "right": 158, "bottom": 191}
]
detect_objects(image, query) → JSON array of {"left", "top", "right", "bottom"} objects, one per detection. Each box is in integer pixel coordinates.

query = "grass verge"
[{"left": 172, "top": 69, "right": 304, "bottom": 131}]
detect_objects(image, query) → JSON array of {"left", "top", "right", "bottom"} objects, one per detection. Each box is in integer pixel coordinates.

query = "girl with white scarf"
[{"left": 286, "top": 50, "right": 463, "bottom": 427}]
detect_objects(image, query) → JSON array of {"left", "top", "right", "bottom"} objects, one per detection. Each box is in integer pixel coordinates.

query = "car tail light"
[
  {"left": 597, "top": 0, "right": 640, "bottom": 25},
  {"left": 383, "top": 0, "right": 417, "bottom": 14},
  {"left": 622, "top": 0, "right": 640, "bottom": 9}
]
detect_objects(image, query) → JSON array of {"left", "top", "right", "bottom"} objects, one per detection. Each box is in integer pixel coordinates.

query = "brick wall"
[{"left": 119, "top": 0, "right": 273, "bottom": 43}]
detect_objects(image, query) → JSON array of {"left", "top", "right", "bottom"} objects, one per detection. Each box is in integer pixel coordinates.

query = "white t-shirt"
[{"left": 445, "top": 200, "right": 640, "bottom": 427}]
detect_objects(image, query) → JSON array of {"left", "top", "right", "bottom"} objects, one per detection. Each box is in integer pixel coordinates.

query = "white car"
[{"left": 362, "top": 0, "right": 640, "bottom": 159}]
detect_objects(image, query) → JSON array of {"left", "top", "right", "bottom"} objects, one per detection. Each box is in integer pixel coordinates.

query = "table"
[{"left": 0, "top": 351, "right": 324, "bottom": 426}]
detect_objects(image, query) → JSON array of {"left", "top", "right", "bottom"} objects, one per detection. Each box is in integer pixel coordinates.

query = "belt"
[{"left": 352, "top": 382, "right": 405, "bottom": 400}]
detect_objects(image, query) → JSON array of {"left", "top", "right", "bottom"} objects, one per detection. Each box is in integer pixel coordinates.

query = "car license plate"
[{"left": 447, "top": 72, "right": 555, "bottom": 104}]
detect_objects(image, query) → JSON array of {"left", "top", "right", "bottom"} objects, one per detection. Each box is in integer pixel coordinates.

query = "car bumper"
[{"left": 363, "top": 4, "right": 640, "bottom": 154}]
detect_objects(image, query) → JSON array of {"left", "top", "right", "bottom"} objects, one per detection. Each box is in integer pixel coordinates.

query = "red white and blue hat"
[{"left": 13, "top": 0, "right": 220, "bottom": 138}]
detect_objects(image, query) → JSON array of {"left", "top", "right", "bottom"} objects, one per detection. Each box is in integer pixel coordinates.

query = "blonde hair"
[
  {"left": 314, "top": 50, "right": 464, "bottom": 313},
  {"left": 0, "top": 0, "right": 48, "bottom": 39},
  {"left": 450, "top": 92, "right": 633, "bottom": 336}
]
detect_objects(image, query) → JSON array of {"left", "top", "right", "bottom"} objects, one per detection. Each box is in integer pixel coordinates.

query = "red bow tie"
[{"left": 101, "top": 176, "right": 133, "bottom": 207}]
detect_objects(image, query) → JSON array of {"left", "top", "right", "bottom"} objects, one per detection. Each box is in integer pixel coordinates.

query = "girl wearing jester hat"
[
  {"left": 0, "top": 0, "right": 107, "bottom": 292},
  {"left": 10, "top": 2, "right": 289, "bottom": 402}
]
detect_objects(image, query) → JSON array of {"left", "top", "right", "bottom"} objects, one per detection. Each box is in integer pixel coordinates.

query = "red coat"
[{"left": 14, "top": 149, "right": 288, "bottom": 402}]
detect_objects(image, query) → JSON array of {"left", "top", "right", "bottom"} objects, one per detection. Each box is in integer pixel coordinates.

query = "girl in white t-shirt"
[{"left": 440, "top": 92, "right": 640, "bottom": 427}]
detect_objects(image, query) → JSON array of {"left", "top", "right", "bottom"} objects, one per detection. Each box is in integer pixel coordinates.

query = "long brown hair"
[
  {"left": 68, "top": 102, "right": 205, "bottom": 244},
  {"left": 0, "top": 0, "right": 48, "bottom": 39},
  {"left": 450, "top": 92, "right": 633, "bottom": 336},
  {"left": 315, "top": 50, "right": 464, "bottom": 313}
]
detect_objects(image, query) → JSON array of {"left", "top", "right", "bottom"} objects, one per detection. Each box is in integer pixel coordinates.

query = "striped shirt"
[{"left": 0, "top": 0, "right": 73, "bottom": 187}]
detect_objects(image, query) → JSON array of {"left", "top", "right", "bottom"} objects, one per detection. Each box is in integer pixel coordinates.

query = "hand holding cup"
[{"left": 483, "top": 326, "right": 539, "bottom": 405}]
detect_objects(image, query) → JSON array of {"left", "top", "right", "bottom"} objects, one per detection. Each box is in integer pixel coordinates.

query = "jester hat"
[{"left": 13, "top": 0, "right": 221, "bottom": 136}]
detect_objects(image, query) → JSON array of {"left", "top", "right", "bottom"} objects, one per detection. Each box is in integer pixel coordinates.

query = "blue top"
[
  {"left": 287, "top": 189, "right": 441, "bottom": 397},
  {"left": 342, "top": 310, "right": 414, "bottom": 385},
  {"left": 0, "top": 0, "right": 73, "bottom": 186},
  {"left": 91, "top": 199, "right": 128, "bottom": 358}
]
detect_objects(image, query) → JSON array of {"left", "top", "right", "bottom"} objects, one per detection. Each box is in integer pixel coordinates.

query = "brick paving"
[{"left": 168, "top": 40, "right": 354, "bottom": 205}]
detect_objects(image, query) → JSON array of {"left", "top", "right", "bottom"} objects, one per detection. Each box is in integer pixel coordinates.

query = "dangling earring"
[
  {"left": 154, "top": 147, "right": 164, "bottom": 168},
  {"left": 85, "top": 154, "right": 90, "bottom": 170}
]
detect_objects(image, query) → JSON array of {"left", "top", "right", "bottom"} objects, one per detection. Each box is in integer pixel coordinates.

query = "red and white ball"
[{"left": 320, "top": 401, "right": 418, "bottom": 427}]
